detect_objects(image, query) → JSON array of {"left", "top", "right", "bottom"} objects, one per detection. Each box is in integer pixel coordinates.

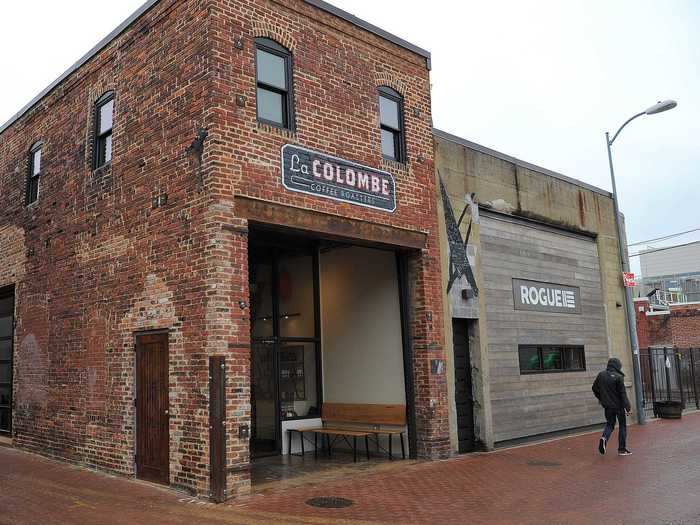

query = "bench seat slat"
[
  {"left": 309, "top": 428, "right": 372, "bottom": 436},
  {"left": 322, "top": 403, "right": 406, "bottom": 426}
]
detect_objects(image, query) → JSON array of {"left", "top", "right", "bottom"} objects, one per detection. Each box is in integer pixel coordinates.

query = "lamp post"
[{"left": 605, "top": 99, "right": 677, "bottom": 425}]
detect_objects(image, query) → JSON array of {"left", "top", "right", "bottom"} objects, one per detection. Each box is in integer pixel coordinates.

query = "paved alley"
[{"left": 2, "top": 413, "right": 700, "bottom": 524}]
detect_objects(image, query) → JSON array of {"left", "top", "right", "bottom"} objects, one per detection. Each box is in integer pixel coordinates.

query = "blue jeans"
[{"left": 602, "top": 408, "right": 627, "bottom": 451}]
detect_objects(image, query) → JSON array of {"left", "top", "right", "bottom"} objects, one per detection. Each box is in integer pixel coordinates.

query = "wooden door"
[
  {"left": 136, "top": 333, "right": 169, "bottom": 484},
  {"left": 0, "top": 288, "right": 14, "bottom": 436},
  {"left": 452, "top": 320, "right": 476, "bottom": 453}
]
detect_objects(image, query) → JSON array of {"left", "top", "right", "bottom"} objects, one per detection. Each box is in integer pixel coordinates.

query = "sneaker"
[
  {"left": 618, "top": 449, "right": 632, "bottom": 456},
  {"left": 598, "top": 437, "right": 607, "bottom": 455}
]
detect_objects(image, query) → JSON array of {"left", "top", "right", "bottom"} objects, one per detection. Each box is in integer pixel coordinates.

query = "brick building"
[
  {"left": 636, "top": 298, "right": 700, "bottom": 348},
  {"left": 0, "top": 0, "right": 445, "bottom": 500}
]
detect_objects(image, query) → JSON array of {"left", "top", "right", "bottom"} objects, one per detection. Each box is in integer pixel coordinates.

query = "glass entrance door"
[
  {"left": 249, "top": 234, "right": 321, "bottom": 458},
  {"left": 250, "top": 341, "right": 278, "bottom": 456}
]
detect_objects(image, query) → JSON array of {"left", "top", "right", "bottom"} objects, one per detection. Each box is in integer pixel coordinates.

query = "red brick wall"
[
  {"left": 0, "top": 0, "right": 446, "bottom": 499},
  {"left": 671, "top": 306, "right": 700, "bottom": 348},
  {"left": 635, "top": 302, "right": 700, "bottom": 349},
  {"left": 635, "top": 301, "right": 673, "bottom": 348},
  {"left": 207, "top": 0, "right": 447, "bottom": 481},
  {"left": 635, "top": 302, "right": 649, "bottom": 347},
  {"left": 1, "top": 0, "right": 215, "bottom": 496}
]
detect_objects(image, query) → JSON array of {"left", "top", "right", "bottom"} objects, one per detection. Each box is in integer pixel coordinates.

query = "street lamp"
[{"left": 605, "top": 99, "right": 677, "bottom": 425}]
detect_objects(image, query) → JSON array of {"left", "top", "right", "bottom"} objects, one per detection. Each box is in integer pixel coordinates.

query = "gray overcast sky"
[{"left": 1, "top": 1, "right": 698, "bottom": 275}]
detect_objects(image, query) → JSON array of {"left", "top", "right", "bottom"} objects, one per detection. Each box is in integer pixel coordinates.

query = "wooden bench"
[{"left": 288, "top": 403, "right": 407, "bottom": 462}]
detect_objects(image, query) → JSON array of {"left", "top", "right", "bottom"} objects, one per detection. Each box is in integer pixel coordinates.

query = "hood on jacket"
[{"left": 607, "top": 357, "right": 624, "bottom": 376}]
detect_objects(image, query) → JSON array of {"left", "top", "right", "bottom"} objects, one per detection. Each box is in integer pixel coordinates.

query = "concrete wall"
[{"left": 435, "top": 130, "right": 633, "bottom": 450}]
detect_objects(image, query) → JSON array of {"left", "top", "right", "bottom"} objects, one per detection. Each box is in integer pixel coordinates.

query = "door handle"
[{"left": 164, "top": 410, "right": 169, "bottom": 415}]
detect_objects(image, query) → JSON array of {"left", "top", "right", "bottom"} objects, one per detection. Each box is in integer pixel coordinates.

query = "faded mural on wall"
[{"left": 439, "top": 176, "right": 479, "bottom": 319}]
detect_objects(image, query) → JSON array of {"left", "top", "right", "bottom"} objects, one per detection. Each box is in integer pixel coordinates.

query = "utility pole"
[{"left": 604, "top": 99, "right": 677, "bottom": 425}]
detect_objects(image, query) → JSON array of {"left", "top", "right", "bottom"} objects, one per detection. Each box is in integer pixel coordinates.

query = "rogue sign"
[
  {"left": 512, "top": 278, "right": 581, "bottom": 314},
  {"left": 281, "top": 144, "right": 396, "bottom": 212}
]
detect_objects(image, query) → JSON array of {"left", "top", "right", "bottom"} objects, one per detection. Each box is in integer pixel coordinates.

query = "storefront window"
[
  {"left": 279, "top": 342, "right": 318, "bottom": 420},
  {"left": 278, "top": 255, "right": 315, "bottom": 338},
  {"left": 542, "top": 348, "right": 562, "bottom": 370},
  {"left": 250, "top": 263, "right": 274, "bottom": 339},
  {"left": 249, "top": 236, "right": 321, "bottom": 457},
  {"left": 0, "top": 341, "right": 10, "bottom": 360},
  {"left": 519, "top": 345, "right": 585, "bottom": 374},
  {"left": 563, "top": 347, "right": 586, "bottom": 370},
  {"left": 518, "top": 346, "right": 541, "bottom": 373}
]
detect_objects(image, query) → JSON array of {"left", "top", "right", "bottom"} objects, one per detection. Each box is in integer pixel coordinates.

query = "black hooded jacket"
[{"left": 592, "top": 358, "right": 631, "bottom": 411}]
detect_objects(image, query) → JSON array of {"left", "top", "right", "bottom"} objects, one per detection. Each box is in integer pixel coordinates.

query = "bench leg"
[
  {"left": 327, "top": 434, "right": 332, "bottom": 458},
  {"left": 301, "top": 432, "right": 305, "bottom": 457},
  {"left": 288, "top": 430, "right": 292, "bottom": 456},
  {"left": 375, "top": 433, "right": 380, "bottom": 456},
  {"left": 365, "top": 435, "right": 370, "bottom": 460},
  {"left": 400, "top": 432, "right": 406, "bottom": 459},
  {"left": 353, "top": 436, "right": 357, "bottom": 463},
  {"left": 389, "top": 433, "right": 393, "bottom": 460},
  {"left": 314, "top": 432, "right": 318, "bottom": 459}
]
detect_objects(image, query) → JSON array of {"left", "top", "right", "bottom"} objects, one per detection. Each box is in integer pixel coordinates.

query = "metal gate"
[{"left": 640, "top": 348, "right": 700, "bottom": 416}]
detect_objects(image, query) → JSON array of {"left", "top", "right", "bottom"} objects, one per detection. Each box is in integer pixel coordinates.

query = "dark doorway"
[
  {"left": 209, "top": 356, "right": 226, "bottom": 502},
  {"left": 249, "top": 230, "right": 321, "bottom": 458},
  {"left": 0, "top": 286, "right": 14, "bottom": 436},
  {"left": 452, "top": 319, "right": 476, "bottom": 453},
  {"left": 135, "top": 332, "right": 170, "bottom": 484}
]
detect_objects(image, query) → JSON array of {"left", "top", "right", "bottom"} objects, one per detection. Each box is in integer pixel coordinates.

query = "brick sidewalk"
[
  {"left": 1, "top": 413, "right": 700, "bottom": 524},
  {"left": 233, "top": 412, "right": 700, "bottom": 524}
]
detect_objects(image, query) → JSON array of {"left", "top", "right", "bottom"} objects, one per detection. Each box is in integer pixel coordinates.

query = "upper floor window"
[
  {"left": 255, "top": 38, "right": 294, "bottom": 129},
  {"left": 26, "top": 142, "right": 42, "bottom": 205},
  {"left": 94, "top": 91, "right": 114, "bottom": 168},
  {"left": 378, "top": 86, "right": 405, "bottom": 163}
]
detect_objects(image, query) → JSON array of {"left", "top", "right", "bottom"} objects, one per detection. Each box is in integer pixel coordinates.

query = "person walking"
[{"left": 592, "top": 357, "right": 633, "bottom": 456}]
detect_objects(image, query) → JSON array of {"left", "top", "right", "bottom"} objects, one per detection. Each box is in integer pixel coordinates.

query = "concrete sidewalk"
[{"left": 2, "top": 413, "right": 700, "bottom": 524}]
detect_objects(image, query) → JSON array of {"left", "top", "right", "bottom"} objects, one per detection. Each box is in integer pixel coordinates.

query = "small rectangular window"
[
  {"left": 255, "top": 39, "right": 293, "bottom": 130},
  {"left": 378, "top": 86, "right": 405, "bottom": 163},
  {"left": 256, "top": 88, "right": 286, "bottom": 125},
  {"left": 26, "top": 143, "right": 42, "bottom": 205},
  {"left": 518, "top": 346, "right": 541, "bottom": 372},
  {"left": 98, "top": 99, "right": 114, "bottom": 135},
  {"left": 94, "top": 92, "right": 114, "bottom": 168},
  {"left": 32, "top": 148, "right": 41, "bottom": 175},
  {"left": 518, "top": 345, "right": 585, "bottom": 374}
]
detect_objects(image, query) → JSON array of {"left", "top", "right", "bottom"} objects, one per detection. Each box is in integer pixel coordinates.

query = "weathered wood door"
[
  {"left": 452, "top": 320, "right": 476, "bottom": 453},
  {"left": 0, "top": 287, "right": 14, "bottom": 436},
  {"left": 136, "top": 332, "right": 169, "bottom": 485}
]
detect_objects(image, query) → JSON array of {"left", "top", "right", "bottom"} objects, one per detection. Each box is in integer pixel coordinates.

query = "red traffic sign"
[{"left": 623, "top": 272, "right": 637, "bottom": 287}]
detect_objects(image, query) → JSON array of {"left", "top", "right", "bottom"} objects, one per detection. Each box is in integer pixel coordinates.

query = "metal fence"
[{"left": 639, "top": 348, "right": 700, "bottom": 417}]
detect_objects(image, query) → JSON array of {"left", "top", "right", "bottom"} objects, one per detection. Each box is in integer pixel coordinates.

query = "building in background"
[
  {"left": 639, "top": 241, "right": 700, "bottom": 304},
  {"left": 636, "top": 240, "right": 700, "bottom": 350},
  {"left": 434, "top": 130, "right": 633, "bottom": 450},
  {"left": 635, "top": 298, "right": 700, "bottom": 349}
]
